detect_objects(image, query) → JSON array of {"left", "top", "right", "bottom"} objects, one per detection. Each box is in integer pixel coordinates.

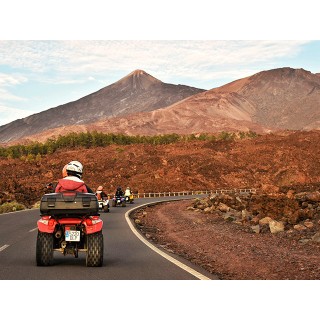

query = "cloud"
[
  {"left": 0, "top": 40, "right": 315, "bottom": 127},
  {"left": 0, "top": 73, "right": 28, "bottom": 86},
  {"left": 0, "top": 73, "right": 28, "bottom": 103},
  {"left": 0, "top": 40, "right": 310, "bottom": 85},
  {"left": 0, "top": 88, "right": 27, "bottom": 102}
]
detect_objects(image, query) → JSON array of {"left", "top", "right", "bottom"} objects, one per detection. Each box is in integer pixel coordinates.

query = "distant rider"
[
  {"left": 95, "top": 185, "right": 109, "bottom": 200},
  {"left": 115, "top": 186, "right": 124, "bottom": 197},
  {"left": 45, "top": 164, "right": 68, "bottom": 193},
  {"left": 124, "top": 186, "right": 132, "bottom": 197}
]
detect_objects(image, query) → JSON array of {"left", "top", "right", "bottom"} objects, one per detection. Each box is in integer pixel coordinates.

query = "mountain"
[
  {"left": 2, "top": 67, "right": 320, "bottom": 144},
  {"left": 89, "top": 67, "right": 319, "bottom": 135},
  {"left": 134, "top": 67, "right": 320, "bottom": 133},
  {"left": 212, "top": 67, "right": 320, "bottom": 130},
  {"left": 0, "top": 70, "right": 205, "bottom": 143}
]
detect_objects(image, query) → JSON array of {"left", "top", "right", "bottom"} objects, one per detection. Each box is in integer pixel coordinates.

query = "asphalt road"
[{"left": 0, "top": 196, "right": 217, "bottom": 280}]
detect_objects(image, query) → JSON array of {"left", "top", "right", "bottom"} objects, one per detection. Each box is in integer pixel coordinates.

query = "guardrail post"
[{"left": 132, "top": 188, "right": 258, "bottom": 198}]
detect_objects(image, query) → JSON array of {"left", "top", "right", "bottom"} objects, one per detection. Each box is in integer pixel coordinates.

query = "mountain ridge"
[
  {"left": 1, "top": 67, "right": 320, "bottom": 144},
  {"left": 0, "top": 69, "right": 205, "bottom": 143}
]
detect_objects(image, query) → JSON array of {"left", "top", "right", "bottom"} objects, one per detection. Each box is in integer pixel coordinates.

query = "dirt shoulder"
[{"left": 131, "top": 199, "right": 320, "bottom": 280}]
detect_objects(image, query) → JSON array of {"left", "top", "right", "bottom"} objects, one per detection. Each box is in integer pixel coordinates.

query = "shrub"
[
  {"left": 0, "top": 131, "right": 258, "bottom": 158},
  {"left": 0, "top": 201, "right": 26, "bottom": 214}
]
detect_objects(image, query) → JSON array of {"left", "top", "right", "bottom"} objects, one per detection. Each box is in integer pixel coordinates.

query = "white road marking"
[
  {"left": 0, "top": 244, "right": 10, "bottom": 252},
  {"left": 0, "top": 208, "right": 32, "bottom": 215},
  {"left": 29, "top": 227, "right": 38, "bottom": 232},
  {"left": 125, "top": 201, "right": 211, "bottom": 280}
]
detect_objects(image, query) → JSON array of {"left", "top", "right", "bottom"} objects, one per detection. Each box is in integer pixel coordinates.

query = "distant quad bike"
[
  {"left": 36, "top": 192, "right": 104, "bottom": 267},
  {"left": 125, "top": 194, "right": 134, "bottom": 204},
  {"left": 112, "top": 195, "right": 126, "bottom": 207},
  {"left": 98, "top": 198, "right": 110, "bottom": 212}
]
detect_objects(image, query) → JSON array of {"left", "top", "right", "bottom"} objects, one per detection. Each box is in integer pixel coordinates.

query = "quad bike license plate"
[{"left": 65, "top": 230, "right": 80, "bottom": 241}]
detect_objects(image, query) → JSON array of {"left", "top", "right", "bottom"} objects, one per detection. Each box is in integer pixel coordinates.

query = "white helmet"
[{"left": 66, "top": 160, "right": 83, "bottom": 178}]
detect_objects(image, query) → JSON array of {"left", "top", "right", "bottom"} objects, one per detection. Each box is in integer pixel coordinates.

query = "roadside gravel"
[{"left": 132, "top": 200, "right": 320, "bottom": 280}]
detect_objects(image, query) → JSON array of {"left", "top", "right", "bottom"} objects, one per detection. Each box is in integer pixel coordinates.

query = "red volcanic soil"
[
  {"left": 132, "top": 198, "right": 320, "bottom": 280},
  {"left": 1, "top": 130, "right": 320, "bottom": 207},
  {"left": 1, "top": 130, "right": 320, "bottom": 280}
]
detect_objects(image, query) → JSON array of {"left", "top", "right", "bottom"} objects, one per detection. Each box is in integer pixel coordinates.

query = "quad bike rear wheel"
[
  {"left": 86, "top": 231, "right": 104, "bottom": 267},
  {"left": 36, "top": 231, "right": 54, "bottom": 266}
]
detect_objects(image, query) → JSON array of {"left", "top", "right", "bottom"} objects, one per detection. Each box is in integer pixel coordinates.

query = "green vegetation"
[
  {"left": 0, "top": 131, "right": 258, "bottom": 159},
  {"left": 0, "top": 201, "right": 26, "bottom": 214}
]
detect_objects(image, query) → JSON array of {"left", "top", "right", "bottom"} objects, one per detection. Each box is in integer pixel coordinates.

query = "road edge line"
[
  {"left": 125, "top": 200, "right": 211, "bottom": 280},
  {"left": 0, "top": 244, "right": 10, "bottom": 252}
]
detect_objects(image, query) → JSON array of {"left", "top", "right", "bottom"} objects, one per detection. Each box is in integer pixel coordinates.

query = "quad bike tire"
[
  {"left": 121, "top": 202, "right": 126, "bottom": 207},
  {"left": 103, "top": 206, "right": 109, "bottom": 212},
  {"left": 36, "top": 231, "right": 54, "bottom": 266},
  {"left": 86, "top": 231, "right": 104, "bottom": 267},
  {"left": 112, "top": 200, "right": 116, "bottom": 207}
]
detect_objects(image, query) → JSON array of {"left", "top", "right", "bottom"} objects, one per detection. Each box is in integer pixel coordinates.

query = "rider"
[
  {"left": 55, "top": 160, "right": 94, "bottom": 193},
  {"left": 95, "top": 185, "right": 108, "bottom": 201},
  {"left": 45, "top": 182, "right": 55, "bottom": 193},
  {"left": 115, "top": 186, "right": 124, "bottom": 198},
  {"left": 124, "top": 186, "right": 132, "bottom": 197},
  {"left": 45, "top": 164, "right": 69, "bottom": 193}
]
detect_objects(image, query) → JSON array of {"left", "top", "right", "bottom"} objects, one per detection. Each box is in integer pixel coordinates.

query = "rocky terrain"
[
  {"left": 0, "top": 131, "right": 320, "bottom": 206},
  {"left": 1, "top": 129, "right": 320, "bottom": 279},
  {"left": 132, "top": 190, "right": 320, "bottom": 280},
  {"left": 1, "top": 130, "right": 320, "bottom": 207}
]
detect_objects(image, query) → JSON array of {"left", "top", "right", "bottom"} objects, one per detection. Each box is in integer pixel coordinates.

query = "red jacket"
[{"left": 55, "top": 178, "right": 88, "bottom": 193}]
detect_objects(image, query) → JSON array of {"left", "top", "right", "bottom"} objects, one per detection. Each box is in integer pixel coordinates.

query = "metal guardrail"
[{"left": 133, "top": 188, "right": 258, "bottom": 198}]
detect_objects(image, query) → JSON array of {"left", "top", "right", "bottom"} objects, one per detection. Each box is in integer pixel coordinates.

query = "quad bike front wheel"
[
  {"left": 86, "top": 231, "right": 104, "bottom": 267},
  {"left": 36, "top": 231, "right": 54, "bottom": 266}
]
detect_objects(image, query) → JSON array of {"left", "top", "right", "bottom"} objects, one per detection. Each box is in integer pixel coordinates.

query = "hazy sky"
[{"left": 0, "top": 1, "right": 319, "bottom": 127}]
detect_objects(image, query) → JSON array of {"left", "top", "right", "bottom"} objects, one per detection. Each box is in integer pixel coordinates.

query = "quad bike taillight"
[
  {"left": 38, "top": 216, "right": 55, "bottom": 226},
  {"left": 86, "top": 216, "right": 102, "bottom": 226},
  {"left": 86, "top": 217, "right": 93, "bottom": 226}
]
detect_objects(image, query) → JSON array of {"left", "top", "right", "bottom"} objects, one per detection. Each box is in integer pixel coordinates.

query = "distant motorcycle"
[
  {"left": 112, "top": 195, "right": 126, "bottom": 207},
  {"left": 125, "top": 194, "right": 134, "bottom": 204}
]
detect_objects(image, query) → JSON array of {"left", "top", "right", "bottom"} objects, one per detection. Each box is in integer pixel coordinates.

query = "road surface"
[{"left": 0, "top": 196, "right": 217, "bottom": 280}]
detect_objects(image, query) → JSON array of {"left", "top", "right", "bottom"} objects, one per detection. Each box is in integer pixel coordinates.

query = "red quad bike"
[{"left": 36, "top": 191, "right": 104, "bottom": 267}]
